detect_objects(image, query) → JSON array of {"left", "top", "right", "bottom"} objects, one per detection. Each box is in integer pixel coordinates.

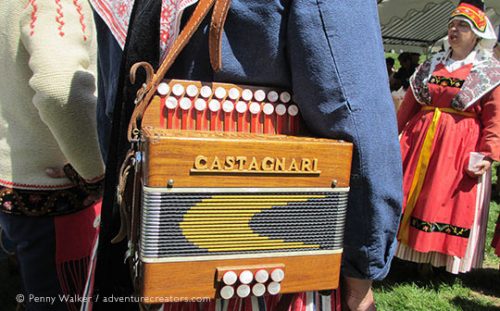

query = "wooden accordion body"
[{"left": 131, "top": 79, "right": 353, "bottom": 300}]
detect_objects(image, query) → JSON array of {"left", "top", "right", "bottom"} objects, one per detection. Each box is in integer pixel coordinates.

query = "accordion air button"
[
  {"left": 228, "top": 87, "right": 240, "bottom": 100},
  {"left": 263, "top": 103, "right": 274, "bottom": 115},
  {"left": 165, "top": 97, "right": 178, "bottom": 109},
  {"left": 267, "top": 90, "right": 279, "bottom": 102},
  {"left": 254, "top": 269, "right": 269, "bottom": 283},
  {"left": 267, "top": 282, "right": 281, "bottom": 295},
  {"left": 186, "top": 85, "right": 199, "bottom": 97},
  {"left": 220, "top": 285, "right": 235, "bottom": 300},
  {"left": 194, "top": 98, "right": 207, "bottom": 111},
  {"left": 242, "top": 89, "right": 253, "bottom": 101},
  {"left": 179, "top": 98, "right": 192, "bottom": 110},
  {"left": 172, "top": 84, "right": 185, "bottom": 96},
  {"left": 238, "top": 270, "right": 253, "bottom": 285},
  {"left": 157, "top": 82, "right": 170, "bottom": 96},
  {"left": 209, "top": 99, "right": 221, "bottom": 112},
  {"left": 200, "top": 85, "right": 213, "bottom": 98},
  {"left": 222, "top": 100, "right": 234, "bottom": 112},
  {"left": 249, "top": 102, "right": 261, "bottom": 114},
  {"left": 287, "top": 104, "right": 299, "bottom": 116},
  {"left": 236, "top": 285, "right": 251, "bottom": 298},
  {"left": 236, "top": 101, "right": 248, "bottom": 113},
  {"left": 275, "top": 104, "right": 287, "bottom": 116},
  {"left": 222, "top": 271, "right": 238, "bottom": 285},
  {"left": 270, "top": 268, "right": 285, "bottom": 282},
  {"left": 254, "top": 89, "right": 266, "bottom": 102},
  {"left": 252, "top": 283, "right": 266, "bottom": 297},
  {"left": 215, "top": 87, "right": 227, "bottom": 99},
  {"left": 280, "top": 91, "right": 292, "bottom": 103}
]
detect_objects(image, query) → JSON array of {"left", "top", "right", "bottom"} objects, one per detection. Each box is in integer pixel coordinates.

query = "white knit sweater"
[{"left": 0, "top": 0, "right": 104, "bottom": 190}]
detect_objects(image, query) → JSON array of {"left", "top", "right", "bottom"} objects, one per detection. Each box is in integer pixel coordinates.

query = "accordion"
[{"left": 123, "top": 79, "right": 353, "bottom": 301}]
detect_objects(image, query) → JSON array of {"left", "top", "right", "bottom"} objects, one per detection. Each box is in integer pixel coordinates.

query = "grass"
[{"left": 373, "top": 164, "right": 500, "bottom": 310}]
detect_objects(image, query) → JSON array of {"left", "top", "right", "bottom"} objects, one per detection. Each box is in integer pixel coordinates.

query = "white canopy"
[{"left": 378, "top": 0, "right": 500, "bottom": 53}]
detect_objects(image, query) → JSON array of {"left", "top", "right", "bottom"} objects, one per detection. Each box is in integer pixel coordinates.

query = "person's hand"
[
  {"left": 342, "top": 277, "right": 376, "bottom": 311},
  {"left": 46, "top": 166, "right": 103, "bottom": 207},
  {"left": 465, "top": 158, "right": 492, "bottom": 177}
]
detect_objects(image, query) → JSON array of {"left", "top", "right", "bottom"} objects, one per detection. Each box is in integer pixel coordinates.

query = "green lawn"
[{"left": 373, "top": 170, "right": 500, "bottom": 310}]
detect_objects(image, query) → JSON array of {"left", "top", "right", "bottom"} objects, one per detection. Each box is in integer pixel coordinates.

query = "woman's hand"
[{"left": 465, "top": 158, "right": 492, "bottom": 177}]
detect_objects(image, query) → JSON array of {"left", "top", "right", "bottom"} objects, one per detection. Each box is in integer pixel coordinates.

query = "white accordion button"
[
  {"left": 263, "top": 103, "right": 274, "bottom": 115},
  {"left": 215, "top": 86, "right": 227, "bottom": 99},
  {"left": 200, "top": 85, "right": 213, "bottom": 98},
  {"left": 186, "top": 84, "right": 199, "bottom": 97},
  {"left": 280, "top": 91, "right": 292, "bottom": 103},
  {"left": 220, "top": 285, "right": 235, "bottom": 300},
  {"left": 249, "top": 102, "right": 261, "bottom": 114},
  {"left": 222, "top": 271, "right": 238, "bottom": 285},
  {"left": 228, "top": 87, "right": 240, "bottom": 100},
  {"left": 179, "top": 97, "right": 192, "bottom": 110},
  {"left": 287, "top": 104, "right": 299, "bottom": 117},
  {"left": 209, "top": 99, "right": 221, "bottom": 112},
  {"left": 222, "top": 100, "right": 234, "bottom": 113},
  {"left": 172, "top": 84, "right": 185, "bottom": 96},
  {"left": 275, "top": 104, "right": 287, "bottom": 116},
  {"left": 267, "top": 90, "right": 279, "bottom": 103},
  {"left": 236, "top": 285, "right": 251, "bottom": 298},
  {"left": 194, "top": 98, "right": 207, "bottom": 111},
  {"left": 157, "top": 82, "right": 170, "bottom": 96},
  {"left": 242, "top": 89, "right": 253, "bottom": 101},
  {"left": 239, "top": 270, "right": 254, "bottom": 285},
  {"left": 252, "top": 283, "right": 266, "bottom": 297},
  {"left": 255, "top": 269, "right": 269, "bottom": 283},
  {"left": 165, "top": 97, "right": 178, "bottom": 109},
  {"left": 270, "top": 268, "right": 285, "bottom": 282},
  {"left": 236, "top": 101, "right": 248, "bottom": 113},
  {"left": 267, "top": 282, "right": 281, "bottom": 295},
  {"left": 254, "top": 89, "right": 266, "bottom": 102}
]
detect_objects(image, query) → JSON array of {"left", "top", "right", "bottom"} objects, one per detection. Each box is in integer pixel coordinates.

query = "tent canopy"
[{"left": 378, "top": 0, "right": 500, "bottom": 53}]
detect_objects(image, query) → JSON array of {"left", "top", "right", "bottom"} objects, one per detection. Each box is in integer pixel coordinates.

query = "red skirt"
[{"left": 399, "top": 108, "right": 481, "bottom": 258}]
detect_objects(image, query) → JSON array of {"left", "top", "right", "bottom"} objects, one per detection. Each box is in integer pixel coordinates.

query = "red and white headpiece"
[{"left": 449, "top": 0, "right": 497, "bottom": 49}]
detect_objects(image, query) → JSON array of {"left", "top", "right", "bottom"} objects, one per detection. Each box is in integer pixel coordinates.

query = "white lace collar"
[{"left": 445, "top": 50, "right": 477, "bottom": 72}]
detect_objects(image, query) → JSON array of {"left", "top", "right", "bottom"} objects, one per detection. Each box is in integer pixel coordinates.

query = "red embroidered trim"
[
  {"left": 55, "top": 0, "right": 65, "bottom": 37},
  {"left": 28, "top": 0, "right": 38, "bottom": 36},
  {"left": 0, "top": 178, "right": 73, "bottom": 190},
  {"left": 73, "top": 0, "right": 87, "bottom": 41}
]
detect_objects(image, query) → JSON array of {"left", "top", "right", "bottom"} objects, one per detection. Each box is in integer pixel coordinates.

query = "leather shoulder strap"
[
  {"left": 128, "top": 0, "right": 231, "bottom": 141},
  {"left": 210, "top": 0, "right": 231, "bottom": 72}
]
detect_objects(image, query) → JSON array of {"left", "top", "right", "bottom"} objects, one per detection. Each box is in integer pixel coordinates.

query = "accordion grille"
[{"left": 140, "top": 188, "right": 348, "bottom": 260}]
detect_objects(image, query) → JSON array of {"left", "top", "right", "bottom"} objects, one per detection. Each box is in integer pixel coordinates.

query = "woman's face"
[{"left": 447, "top": 19, "right": 478, "bottom": 51}]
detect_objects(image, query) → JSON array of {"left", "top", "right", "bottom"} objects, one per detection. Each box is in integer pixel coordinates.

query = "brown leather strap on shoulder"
[
  {"left": 209, "top": 0, "right": 232, "bottom": 72},
  {"left": 128, "top": 0, "right": 218, "bottom": 141}
]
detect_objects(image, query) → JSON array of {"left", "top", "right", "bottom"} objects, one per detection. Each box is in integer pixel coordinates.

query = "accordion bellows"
[{"left": 133, "top": 79, "right": 353, "bottom": 300}]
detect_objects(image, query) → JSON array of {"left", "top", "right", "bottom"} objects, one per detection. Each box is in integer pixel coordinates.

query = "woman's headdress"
[{"left": 449, "top": 0, "right": 497, "bottom": 49}]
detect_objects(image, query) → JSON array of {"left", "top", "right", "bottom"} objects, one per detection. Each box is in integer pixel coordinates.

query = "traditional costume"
[
  {"left": 0, "top": 0, "right": 104, "bottom": 310},
  {"left": 396, "top": 0, "right": 500, "bottom": 273}
]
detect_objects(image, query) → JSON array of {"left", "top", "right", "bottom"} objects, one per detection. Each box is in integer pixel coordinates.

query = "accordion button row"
[
  {"left": 157, "top": 81, "right": 292, "bottom": 104},
  {"left": 220, "top": 282, "right": 281, "bottom": 299}
]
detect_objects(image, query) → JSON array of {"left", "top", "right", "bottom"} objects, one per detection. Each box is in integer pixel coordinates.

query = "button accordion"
[{"left": 126, "top": 79, "right": 352, "bottom": 301}]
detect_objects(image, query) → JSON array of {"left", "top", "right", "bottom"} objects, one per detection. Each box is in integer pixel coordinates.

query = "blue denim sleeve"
[{"left": 287, "top": 0, "right": 403, "bottom": 280}]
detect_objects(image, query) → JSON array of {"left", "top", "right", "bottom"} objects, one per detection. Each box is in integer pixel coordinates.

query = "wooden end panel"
[
  {"left": 143, "top": 133, "right": 352, "bottom": 188},
  {"left": 142, "top": 96, "right": 163, "bottom": 128},
  {"left": 140, "top": 253, "right": 341, "bottom": 299}
]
